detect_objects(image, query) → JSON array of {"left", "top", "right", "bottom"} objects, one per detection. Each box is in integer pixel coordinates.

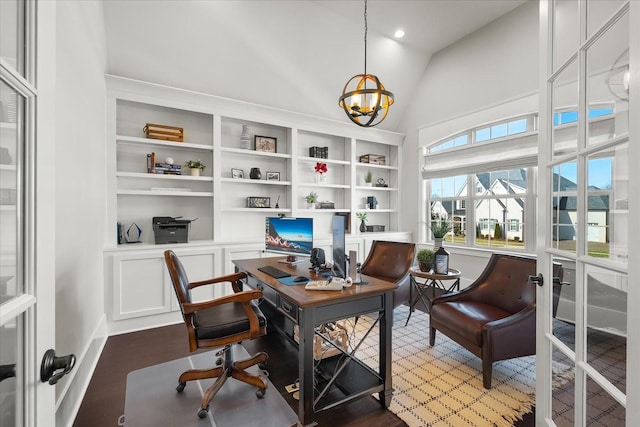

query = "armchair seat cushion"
[
  {"left": 194, "top": 301, "right": 266, "bottom": 340},
  {"left": 432, "top": 301, "right": 510, "bottom": 346}
]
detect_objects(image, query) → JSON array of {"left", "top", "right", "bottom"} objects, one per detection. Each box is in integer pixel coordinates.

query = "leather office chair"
[
  {"left": 429, "top": 253, "right": 564, "bottom": 389},
  {"left": 360, "top": 240, "right": 416, "bottom": 307},
  {"left": 164, "top": 250, "right": 268, "bottom": 418}
]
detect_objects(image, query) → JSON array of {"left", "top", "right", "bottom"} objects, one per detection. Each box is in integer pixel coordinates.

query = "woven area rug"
[{"left": 354, "top": 305, "right": 573, "bottom": 427}]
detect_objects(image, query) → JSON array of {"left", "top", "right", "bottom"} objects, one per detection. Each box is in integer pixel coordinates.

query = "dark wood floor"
[{"left": 73, "top": 314, "right": 534, "bottom": 427}]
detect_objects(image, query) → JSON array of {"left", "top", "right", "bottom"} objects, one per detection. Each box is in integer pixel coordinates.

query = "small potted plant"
[
  {"left": 314, "top": 162, "right": 328, "bottom": 183},
  {"left": 364, "top": 171, "right": 373, "bottom": 186},
  {"left": 356, "top": 212, "right": 368, "bottom": 232},
  {"left": 184, "top": 160, "right": 206, "bottom": 176},
  {"left": 304, "top": 191, "right": 318, "bottom": 209},
  {"left": 416, "top": 248, "right": 435, "bottom": 272},
  {"left": 430, "top": 219, "right": 451, "bottom": 249}
]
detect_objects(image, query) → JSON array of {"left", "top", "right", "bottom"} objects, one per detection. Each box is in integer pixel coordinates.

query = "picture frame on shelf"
[
  {"left": 231, "top": 168, "right": 244, "bottom": 179},
  {"left": 247, "top": 196, "right": 271, "bottom": 208},
  {"left": 266, "top": 171, "right": 280, "bottom": 181},
  {"left": 254, "top": 135, "right": 277, "bottom": 153}
]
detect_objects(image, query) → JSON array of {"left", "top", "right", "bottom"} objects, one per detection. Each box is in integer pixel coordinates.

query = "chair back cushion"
[
  {"left": 360, "top": 240, "right": 415, "bottom": 283},
  {"left": 165, "top": 250, "right": 192, "bottom": 308},
  {"left": 473, "top": 254, "right": 537, "bottom": 314}
]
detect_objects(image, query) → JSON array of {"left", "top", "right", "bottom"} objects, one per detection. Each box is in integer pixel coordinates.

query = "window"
[{"left": 428, "top": 169, "right": 528, "bottom": 249}]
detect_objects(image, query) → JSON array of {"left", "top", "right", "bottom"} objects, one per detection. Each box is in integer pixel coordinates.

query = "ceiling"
[{"left": 102, "top": 0, "right": 527, "bottom": 131}]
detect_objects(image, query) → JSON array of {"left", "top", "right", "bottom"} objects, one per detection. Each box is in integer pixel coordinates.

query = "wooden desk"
[{"left": 233, "top": 257, "right": 396, "bottom": 427}]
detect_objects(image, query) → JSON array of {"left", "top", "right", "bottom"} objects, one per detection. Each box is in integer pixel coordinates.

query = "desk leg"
[
  {"left": 379, "top": 292, "right": 393, "bottom": 408},
  {"left": 299, "top": 308, "right": 315, "bottom": 426}
]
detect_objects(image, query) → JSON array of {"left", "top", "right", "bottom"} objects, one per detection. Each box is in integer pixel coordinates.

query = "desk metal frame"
[
  {"left": 405, "top": 267, "right": 461, "bottom": 325},
  {"left": 234, "top": 257, "right": 395, "bottom": 427}
]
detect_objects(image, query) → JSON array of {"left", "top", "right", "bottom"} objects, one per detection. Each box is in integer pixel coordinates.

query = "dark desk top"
[{"left": 234, "top": 257, "right": 398, "bottom": 308}]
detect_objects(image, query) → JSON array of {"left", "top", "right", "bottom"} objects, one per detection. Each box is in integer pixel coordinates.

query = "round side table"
[{"left": 405, "top": 266, "right": 461, "bottom": 325}]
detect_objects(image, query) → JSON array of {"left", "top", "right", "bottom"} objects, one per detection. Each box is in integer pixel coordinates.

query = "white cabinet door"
[{"left": 112, "top": 253, "right": 170, "bottom": 321}]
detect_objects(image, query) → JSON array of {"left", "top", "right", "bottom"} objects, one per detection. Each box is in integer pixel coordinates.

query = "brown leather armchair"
[
  {"left": 360, "top": 240, "right": 416, "bottom": 307},
  {"left": 429, "top": 253, "right": 564, "bottom": 389},
  {"left": 164, "top": 250, "right": 268, "bottom": 418}
]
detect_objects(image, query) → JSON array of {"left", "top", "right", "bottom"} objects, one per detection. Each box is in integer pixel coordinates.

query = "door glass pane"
[
  {"left": 552, "top": 59, "right": 579, "bottom": 157},
  {"left": 586, "top": 12, "right": 629, "bottom": 146},
  {"left": 0, "top": 314, "right": 23, "bottom": 427},
  {"left": 0, "top": 0, "right": 23, "bottom": 77},
  {"left": 587, "top": 0, "right": 626, "bottom": 38},
  {"left": 586, "top": 145, "right": 627, "bottom": 263},
  {"left": 0, "top": 80, "right": 22, "bottom": 304},
  {"left": 585, "top": 376, "right": 625, "bottom": 424},
  {"left": 585, "top": 264, "right": 627, "bottom": 391},
  {"left": 553, "top": 0, "right": 580, "bottom": 72},
  {"left": 552, "top": 162, "right": 578, "bottom": 253},
  {"left": 552, "top": 345, "right": 575, "bottom": 426}
]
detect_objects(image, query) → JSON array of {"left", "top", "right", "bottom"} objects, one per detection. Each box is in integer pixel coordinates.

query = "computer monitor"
[
  {"left": 265, "top": 217, "right": 313, "bottom": 259},
  {"left": 332, "top": 214, "right": 347, "bottom": 278}
]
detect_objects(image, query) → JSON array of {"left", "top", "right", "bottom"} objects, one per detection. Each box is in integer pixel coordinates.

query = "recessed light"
[{"left": 394, "top": 29, "right": 405, "bottom": 38}]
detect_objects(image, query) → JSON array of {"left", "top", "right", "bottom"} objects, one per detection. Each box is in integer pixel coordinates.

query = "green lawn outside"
[{"left": 443, "top": 235, "right": 610, "bottom": 257}]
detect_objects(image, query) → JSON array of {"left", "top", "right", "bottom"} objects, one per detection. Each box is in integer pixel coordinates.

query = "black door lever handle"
[
  {"left": 529, "top": 273, "right": 544, "bottom": 287},
  {"left": 40, "top": 349, "right": 76, "bottom": 385}
]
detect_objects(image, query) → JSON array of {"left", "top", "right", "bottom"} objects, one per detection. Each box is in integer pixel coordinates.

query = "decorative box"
[
  {"left": 143, "top": 123, "right": 184, "bottom": 142},
  {"left": 246, "top": 196, "right": 271, "bottom": 208},
  {"left": 309, "top": 146, "right": 329, "bottom": 159},
  {"left": 359, "top": 154, "right": 386, "bottom": 165},
  {"left": 366, "top": 225, "right": 386, "bottom": 232},
  {"left": 318, "top": 201, "right": 335, "bottom": 209}
]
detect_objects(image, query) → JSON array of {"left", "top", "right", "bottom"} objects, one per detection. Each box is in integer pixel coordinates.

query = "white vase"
[
  {"left": 434, "top": 237, "right": 443, "bottom": 251},
  {"left": 307, "top": 203, "right": 316, "bottom": 209},
  {"left": 240, "top": 124, "right": 251, "bottom": 149},
  {"left": 315, "top": 173, "right": 327, "bottom": 184},
  {"left": 190, "top": 168, "right": 201, "bottom": 176}
]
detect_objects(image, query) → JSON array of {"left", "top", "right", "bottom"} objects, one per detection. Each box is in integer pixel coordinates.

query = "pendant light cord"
[{"left": 364, "top": 0, "right": 368, "bottom": 76}]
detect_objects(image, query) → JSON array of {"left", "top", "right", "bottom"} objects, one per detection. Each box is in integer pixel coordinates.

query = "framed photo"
[
  {"left": 254, "top": 135, "right": 277, "bottom": 153},
  {"left": 266, "top": 171, "right": 280, "bottom": 181},
  {"left": 231, "top": 168, "right": 244, "bottom": 179},
  {"left": 246, "top": 196, "right": 271, "bottom": 208}
]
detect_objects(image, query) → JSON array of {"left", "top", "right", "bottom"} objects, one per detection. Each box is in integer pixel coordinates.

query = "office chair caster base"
[
  {"left": 176, "top": 382, "right": 186, "bottom": 393},
  {"left": 197, "top": 407, "right": 209, "bottom": 419},
  {"left": 256, "top": 388, "right": 265, "bottom": 399}
]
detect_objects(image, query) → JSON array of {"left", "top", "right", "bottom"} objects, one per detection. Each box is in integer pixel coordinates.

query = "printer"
[{"left": 152, "top": 216, "right": 194, "bottom": 244}]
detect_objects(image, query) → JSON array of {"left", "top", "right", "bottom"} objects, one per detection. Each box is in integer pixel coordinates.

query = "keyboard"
[
  {"left": 305, "top": 278, "right": 344, "bottom": 291},
  {"left": 258, "top": 265, "right": 291, "bottom": 279}
]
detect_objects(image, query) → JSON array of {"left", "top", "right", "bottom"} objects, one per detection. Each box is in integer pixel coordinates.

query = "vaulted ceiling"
[{"left": 102, "top": 0, "right": 526, "bottom": 131}]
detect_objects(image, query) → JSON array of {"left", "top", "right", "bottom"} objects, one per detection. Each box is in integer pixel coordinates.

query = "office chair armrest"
[
  {"left": 189, "top": 272, "right": 247, "bottom": 290},
  {"left": 181, "top": 289, "right": 263, "bottom": 314}
]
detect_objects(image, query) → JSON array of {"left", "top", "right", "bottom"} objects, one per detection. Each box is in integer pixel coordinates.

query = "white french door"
[
  {"left": 0, "top": 1, "right": 56, "bottom": 426},
  {"left": 537, "top": 0, "right": 637, "bottom": 425}
]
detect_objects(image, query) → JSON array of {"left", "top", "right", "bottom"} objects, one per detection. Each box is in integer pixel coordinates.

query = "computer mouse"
[{"left": 293, "top": 276, "right": 308, "bottom": 283}]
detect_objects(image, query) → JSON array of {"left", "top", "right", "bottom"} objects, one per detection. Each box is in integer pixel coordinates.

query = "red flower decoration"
[{"left": 314, "top": 162, "right": 328, "bottom": 174}]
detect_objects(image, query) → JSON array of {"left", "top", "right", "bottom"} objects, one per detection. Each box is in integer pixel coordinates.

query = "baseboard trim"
[{"left": 55, "top": 314, "right": 108, "bottom": 427}]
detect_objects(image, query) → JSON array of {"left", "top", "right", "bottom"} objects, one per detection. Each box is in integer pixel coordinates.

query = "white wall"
[
  {"left": 396, "top": 1, "right": 540, "bottom": 241},
  {"left": 54, "top": 1, "right": 108, "bottom": 424}
]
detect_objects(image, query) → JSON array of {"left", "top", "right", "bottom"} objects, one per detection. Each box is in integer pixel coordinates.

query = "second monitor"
[{"left": 332, "top": 214, "right": 347, "bottom": 278}]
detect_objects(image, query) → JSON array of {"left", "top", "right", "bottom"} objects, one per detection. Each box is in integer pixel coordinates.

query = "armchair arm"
[
  {"left": 181, "top": 289, "right": 263, "bottom": 315},
  {"left": 188, "top": 272, "right": 247, "bottom": 291},
  {"left": 483, "top": 304, "right": 537, "bottom": 361}
]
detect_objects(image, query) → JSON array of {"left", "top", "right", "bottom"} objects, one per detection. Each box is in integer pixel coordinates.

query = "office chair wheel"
[
  {"left": 197, "top": 407, "right": 209, "bottom": 419},
  {"left": 256, "top": 388, "right": 265, "bottom": 399},
  {"left": 176, "top": 382, "right": 186, "bottom": 393}
]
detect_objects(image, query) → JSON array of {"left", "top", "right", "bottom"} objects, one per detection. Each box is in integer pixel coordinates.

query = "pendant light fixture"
[{"left": 339, "top": 0, "right": 394, "bottom": 127}]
